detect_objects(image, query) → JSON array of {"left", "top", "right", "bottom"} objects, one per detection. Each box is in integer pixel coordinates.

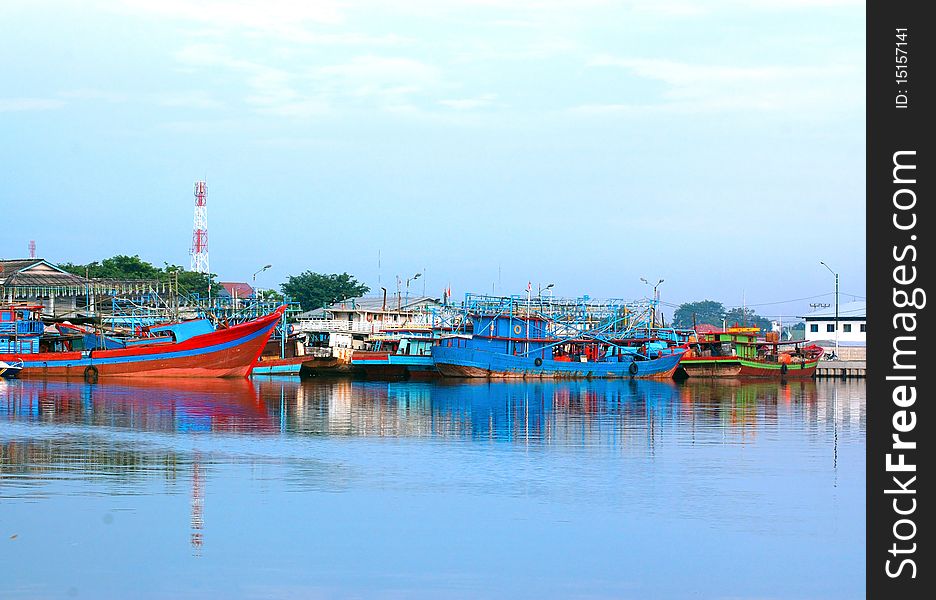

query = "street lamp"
[
  {"left": 405, "top": 272, "right": 422, "bottom": 309},
  {"left": 641, "top": 277, "right": 664, "bottom": 327},
  {"left": 252, "top": 264, "right": 272, "bottom": 282},
  {"left": 820, "top": 261, "right": 839, "bottom": 359},
  {"left": 252, "top": 264, "right": 272, "bottom": 301}
]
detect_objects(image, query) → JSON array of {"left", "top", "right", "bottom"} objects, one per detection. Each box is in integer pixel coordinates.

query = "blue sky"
[{"left": 0, "top": 0, "right": 865, "bottom": 319}]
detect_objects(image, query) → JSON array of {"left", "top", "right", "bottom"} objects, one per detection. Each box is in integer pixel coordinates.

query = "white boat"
[{"left": 0, "top": 359, "right": 24, "bottom": 379}]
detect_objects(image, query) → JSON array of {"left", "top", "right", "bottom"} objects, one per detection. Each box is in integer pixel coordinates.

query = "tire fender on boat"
[
  {"left": 534, "top": 357, "right": 543, "bottom": 367},
  {"left": 83, "top": 365, "right": 99, "bottom": 383},
  {"left": 629, "top": 361, "right": 639, "bottom": 376},
  {"left": 780, "top": 363, "right": 788, "bottom": 375}
]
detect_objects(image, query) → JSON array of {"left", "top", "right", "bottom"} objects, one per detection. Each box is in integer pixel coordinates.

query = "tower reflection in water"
[{"left": 2, "top": 377, "right": 864, "bottom": 556}]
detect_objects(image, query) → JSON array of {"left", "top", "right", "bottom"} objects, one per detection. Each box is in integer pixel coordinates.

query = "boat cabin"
[{"left": 0, "top": 305, "right": 44, "bottom": 354}]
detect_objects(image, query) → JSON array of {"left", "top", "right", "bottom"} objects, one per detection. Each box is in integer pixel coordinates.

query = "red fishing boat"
[{"left": 0, "top": 304, "right": 285, "bottom": 380}]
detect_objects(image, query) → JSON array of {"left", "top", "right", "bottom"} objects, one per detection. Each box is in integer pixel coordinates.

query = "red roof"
[
  {"left": 220, "top": 282, "right": 255, "bottom": 298},
  {"left": 694, "top": 324, "right": 723, "bottom": 334}
]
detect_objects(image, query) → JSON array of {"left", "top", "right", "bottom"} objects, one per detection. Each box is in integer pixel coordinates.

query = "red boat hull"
[{"left": 1, "top": 307, "right": 284, "bottom": 379}]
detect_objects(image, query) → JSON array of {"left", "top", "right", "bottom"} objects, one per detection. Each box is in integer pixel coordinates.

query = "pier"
[{"left": 814, "top": 360, "right": 866, "bottom": 379}]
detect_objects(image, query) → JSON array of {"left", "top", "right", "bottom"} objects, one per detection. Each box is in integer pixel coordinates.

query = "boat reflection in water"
[
  {"left": 2, "top": 377, "right": 865, "bottom": 445},
  {"left": 0, "top": 376, "right": 865, "bottom": 598},
  {"left": 1, "top": 377, "right": 275, "bottom": 434},
  {"left": 252, "top": 377, "right": 864, "bottom": 446}
]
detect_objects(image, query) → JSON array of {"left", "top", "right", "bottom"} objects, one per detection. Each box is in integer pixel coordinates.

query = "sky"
[{"left": 0, "top": 0, "right": 865, "bottom": 320}]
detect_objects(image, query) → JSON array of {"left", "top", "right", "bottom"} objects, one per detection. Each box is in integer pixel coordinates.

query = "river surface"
[{"left": 1, "top": 377, "right": 865, "bottom": 599}]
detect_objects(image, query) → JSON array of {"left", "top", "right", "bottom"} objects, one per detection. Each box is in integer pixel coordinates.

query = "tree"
[
  {"left": 723, "top": 307, "right": 772, "bottom": 332},
  {"left": 258, "top": 289, "right": 285, "bottom": 303},
  {"left": 165, "top": 264, "right": 222, "bottom": 298},
  {"left": 59, "top": 255, "right": 220, "bottom": 298},
  {"left": 281, "top": 271, "right": 369, "bottom": 311},
  {"left": 672, "top": 300, "right": 726, "bottom": 328}
]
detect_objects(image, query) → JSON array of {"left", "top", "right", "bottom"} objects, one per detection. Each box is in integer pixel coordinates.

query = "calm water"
[{"left": 1, "top": 377, "right": 865, "bottom": 599}]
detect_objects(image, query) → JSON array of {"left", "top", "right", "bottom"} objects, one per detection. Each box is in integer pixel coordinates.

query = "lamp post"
[
  {"left": 820, "top": 261, "right": 839, "bottom": 359},
  {"left": 405, "top": 272, "right": 421, "bottom": 313},
  {"left": 252, "top": 264, "right": 272, "bottom": 300},
  {"left": 538, "top": 282, "right": 554, "bottom": 301},
  {"left": 640, "top": 277, "right": 664, "bottom": 327}
]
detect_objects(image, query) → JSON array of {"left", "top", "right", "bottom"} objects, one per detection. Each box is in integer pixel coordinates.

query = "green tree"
[
  {"left": 258, "top": 289, "right": 285, "bottom": 303},
  {"left": 281, "top": 271, "right": 369, "bottom": 311},
  {"left": 723, "top": 307, "right": 772, "bottom": 332},
  {"left": 164, "top": 264, "right": 222, "bottom": 298},
  {"left": 672, "top": 300, "right": 726, "bottom": 328},
  {"left": 59, "top": 256, "right": 220, "bottom": 298},
  {"left": 59, "top": 255, "right": 161, "bottom": 279}
]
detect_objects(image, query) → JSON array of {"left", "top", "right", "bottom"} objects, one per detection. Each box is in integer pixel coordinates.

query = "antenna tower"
[{"left": 190, "top": 181, "right": 209, "bottom": 273}]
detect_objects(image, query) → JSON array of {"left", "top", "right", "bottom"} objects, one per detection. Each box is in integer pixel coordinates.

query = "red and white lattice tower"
[
  {"left": 190, "top": 181, "right": 209, "bottom": 273},
  {"left": 28, "top": 240, "right": 36, "bottom": 258}
]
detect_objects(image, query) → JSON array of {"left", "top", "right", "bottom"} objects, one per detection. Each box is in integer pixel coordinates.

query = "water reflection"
[
  {"left": 254, "top": 377, "right": 865, "bottom": 447},
  {"left": 1, "top": 378, "right": 275, "bottom": 434},
  {"left": 0, "top": 377, "right": 865, "bottom": 599},
  {"left": 1, "top": 377, "right": 865, "bottom": 444}
]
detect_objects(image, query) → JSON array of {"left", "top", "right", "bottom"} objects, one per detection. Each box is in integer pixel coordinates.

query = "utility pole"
[{"left": 820, "top": 261, "right": 839, "bottom": 358}]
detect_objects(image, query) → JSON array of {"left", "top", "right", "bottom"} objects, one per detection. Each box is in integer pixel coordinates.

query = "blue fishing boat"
[
  {"left": 431, "top": 298, "right": 685, "bottom": 379},
  {"left": 352, "top": 331, "right": 439, "bottom": 379}
]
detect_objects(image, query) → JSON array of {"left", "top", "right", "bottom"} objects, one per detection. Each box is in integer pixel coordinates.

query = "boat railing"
[
  {"left": 292, "top": 319, "right": 376, "bottom": 334},
  {"left": 293, "top": 318, "right": 434, "bottom": 335},
  {"left": 0, "top": 320, "right": 45, "bottom": 336}
]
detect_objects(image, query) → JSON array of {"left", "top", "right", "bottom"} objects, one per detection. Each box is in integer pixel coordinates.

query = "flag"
[{"left": 526, "top": 281, "right": 532, "bottom": 292}]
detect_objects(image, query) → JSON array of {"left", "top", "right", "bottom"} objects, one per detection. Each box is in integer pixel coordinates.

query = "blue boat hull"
[
  {"left": 252, "top": 363, "right": 303, "bottom": 376},
  {"left": 431, "top": 346, "right": 685, "bottom": 379},
  {"left": 351, "top": 354, "right": 439, "bottom": 379}
]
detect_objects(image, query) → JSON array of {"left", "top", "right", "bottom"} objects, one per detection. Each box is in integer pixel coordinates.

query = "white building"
[
  {"left": 293, "top": 295, "right": 442, "bottom": 336},
  {"left": 802, "top": 300, "right": 866, "bottom": 359}
]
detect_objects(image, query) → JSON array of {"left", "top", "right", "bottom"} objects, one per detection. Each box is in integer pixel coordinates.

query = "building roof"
[
  {"left": 219, "top": 282, "right": 255, "bottom": 298},
  {"left": 327, "top": 295, "right": 440, "bottom": 313},
  {"left": 0, "top": 258, "right": 89, "bottom": 288},
  {"left": 694, "top": 323, "right": 722, "bottom": 334},
  {"left": 802, "top": 301, "right": 865, "bottom": 320}
]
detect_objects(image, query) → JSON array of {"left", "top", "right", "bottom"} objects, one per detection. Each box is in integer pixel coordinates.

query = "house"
[
  {"left": 219, "top": 282, "right": 255, "bottom": 300},
  {"left": 1, "top": 258, "right": 94, "bottom": 317},
  {"left": 1, "top": 258, "right": 172, "bottom": 318},
  {"left": 801, "top": 300, "right": 866, "bottom": 359}
]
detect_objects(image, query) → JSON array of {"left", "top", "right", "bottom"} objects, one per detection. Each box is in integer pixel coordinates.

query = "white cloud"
[
  {"left": 439, "top": 94, "right": 498, "bottom": 110},
  {"left": 118, "top": 0, "right": 345, "bottom": 29},
  {"left": 583, "top": 56, "right": 861, "bottom": 113},
  {"left": 317, "top": 56, "right": 440, "bottom": 86},
  {"left": 157, "top": 91, "right": 224, "bottom": 110},
  {"left": 0, "top": 98, "right": 65, "bottom": 112}
]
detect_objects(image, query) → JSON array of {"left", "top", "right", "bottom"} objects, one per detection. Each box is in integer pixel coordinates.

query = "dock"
[{"left": 814, "top": 360, "right": 866, "bottom": 379}]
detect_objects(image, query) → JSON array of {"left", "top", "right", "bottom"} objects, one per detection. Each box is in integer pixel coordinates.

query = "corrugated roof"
[
  {"left": 0, "top": 258, "right": 45, "bottom": 273},
  {"left": 327, "top": 295, "right": 440, "bottom": 313},
  {"left": 802, "top": 300, "right": 865, "bottom": 319},
  {"left": 219, "top": 282, "right": 255, "bottom": 298},
  {"left": 0, "top": 259, "right": 88, "bottom": 287}
]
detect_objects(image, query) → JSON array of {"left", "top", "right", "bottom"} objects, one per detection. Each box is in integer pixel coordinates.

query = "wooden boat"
[
  {"left": 0, "top": 304, "right": 285, "bottom": 380},
  {"left": 678, "top": 327, "right": 823, "bottom": 379},
  {"left": 252, "top": 355, "right": 309, "bottom": 376},
  {"left": 251, "top": 334, "right": 311, "bottom": 376},
  {"left": 0, "top": 359, "right": 23, "bottom": 379},
  {"left": 351, "top": 333, "right": 439, "bottom": 380},
  {"left": 431, "top": 311, "right": 685, "bottom": 380}
]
